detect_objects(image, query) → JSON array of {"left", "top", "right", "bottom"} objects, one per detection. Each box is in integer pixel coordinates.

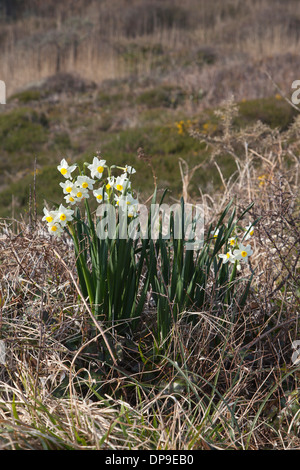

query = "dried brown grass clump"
[
  {"left": 170, "top": 100, "right": 300, "bottom": 449},
  {"left": 0, "top": 219, "right": 83, "bottom": 392},
  {"left": 185, "top": 95, "right": 299, "bottom": 357}
]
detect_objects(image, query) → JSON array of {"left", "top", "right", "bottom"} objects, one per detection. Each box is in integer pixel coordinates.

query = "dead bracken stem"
[
  {"left": 137, "top": 146, "right": 157, "bottom": 189},
  {"left": 178, "top": 157, "right": 206, "bottom": 203}
]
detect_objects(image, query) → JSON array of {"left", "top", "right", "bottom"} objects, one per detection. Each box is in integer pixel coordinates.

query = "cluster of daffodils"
[
  {"left": 42, "top": 203, "right": 74, "bottom": 237},
  {"left": 43, "top": 157, "right": 139, "bottom": 237},
  {"left": 211, "top": 223, "right": 255, "bottom": 267}
]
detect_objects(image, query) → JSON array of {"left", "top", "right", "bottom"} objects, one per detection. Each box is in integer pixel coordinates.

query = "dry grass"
[
  {"left": 1, "top": 0, "right": 300, "bottom": 107},
  {"left": 0, "top": 1, "right": 300, "bottom": 450},
  {"left": 0, "top": 95, "right": 299, "bottom": 450}
]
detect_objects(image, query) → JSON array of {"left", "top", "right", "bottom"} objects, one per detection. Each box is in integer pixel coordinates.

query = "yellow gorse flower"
[{"left": 175, "top": 119, "right": 193, "bottom": 136}]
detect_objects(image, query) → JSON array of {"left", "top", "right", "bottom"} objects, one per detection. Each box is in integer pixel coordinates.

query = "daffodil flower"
[
  {"left": 47, "top": 222, "right": 63, "bottom": 237},
  {"left": 64, "top": 194, "right": 76, "bottom": 205},
  {"left": 42, "top": 208, "right": 57, "bottom": 224},
  {"left": 127, "top": 204, "right": 139, "bottom": 218},
  {"left": 57, "top": 159, "right": 77, "bottom": 179},
  {"left": 124, "top": 165, "right": 136, "bottom": 175},
  {"left": 211, "top": 228, "right": 220, "bottom": 239},
  {"left": 115, "top": 192, "right": 135, "bottom": 206},
  {"left": 87, "top": 157, "right": 107, "bottom": 179},
  {"left": 228, "top": 237, "right": 236, "bottom": 247},
  {"left": 218, "top": 251, "right": 236, "bottom": 264},
  {"left": 125, "top": 193, "right": 138, "bottom": 206},
  {"left": 105, "top": 176, "right": 115, "bottom": 191},
  {"left": 115, "top": 174, "right": 130, "bottom": 193},
  {"left": 233, "top": 243, "right": 253, "bottom": 262},
  {"left": 76, "top": 175, "right": 95, "bottom": 190},
  {"left": 54, "top": 204, "right": 74, "bottom": 226},
  {"left": 93, "top": 187, "right": 108, "bottom": 203},
  {"left": 114, "top": 194, "right": 121, "bottom": 206},
  {"left": 60, "top": 180, "right": 75, "bottom": 194},
  {"left": 73, "top": 187, "right": 90, "bottom": 201},
  {"left": 244, "top": 223, "right": 255, "bottom": 241},
  {"left": 46, "top": 158, "right": 141, "bottom": 240},
  {"left": 116, "top": 193, "right": 139, "bottom": 217}
]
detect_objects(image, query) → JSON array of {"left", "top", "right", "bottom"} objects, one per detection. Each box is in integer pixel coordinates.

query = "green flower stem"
[
  {"left": 67, "top": 221, "right": 95, "bottom": 311},
  {"left": 224, "top": 259, "right": 238, "bottom": 305}
]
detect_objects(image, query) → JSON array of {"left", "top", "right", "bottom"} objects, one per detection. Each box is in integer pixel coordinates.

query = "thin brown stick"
[
  {"left": 264, "top": 70, "right": 300, "bottom": 113},
  {"left": 237, "top": 317, "right": 299, "bottom": 353}
]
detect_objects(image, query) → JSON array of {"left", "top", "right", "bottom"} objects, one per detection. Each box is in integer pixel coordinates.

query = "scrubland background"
[
  {"left": 0, "top": 0, "right": 300, "bottom": 216},
  {"left": 0, "top": 0, "right": 299, "bottom": 450}
]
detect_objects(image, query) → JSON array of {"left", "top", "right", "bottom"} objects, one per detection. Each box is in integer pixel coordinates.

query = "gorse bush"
[{"left": 43, "top": 157, "right": 256, "bottom": 345}]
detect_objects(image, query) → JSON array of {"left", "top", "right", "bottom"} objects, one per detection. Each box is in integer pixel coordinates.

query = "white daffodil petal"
[
  {"left": 244, "top": 223, "right": 255, "bottom": 240},
  {"left": 57, "top": 159, "right": 77, "bottom": 178},
  {"left": 87, "top": 157, "right": 107, "bottom": 179},
  {"left": 76, "top": 175, "right": 95, "bottom": 190},
  {"left": 60, "top": 180, "right": 75, "bottom": 194},
  {"left": 233, "top": 243, "right": 253, "bottom": 262}
]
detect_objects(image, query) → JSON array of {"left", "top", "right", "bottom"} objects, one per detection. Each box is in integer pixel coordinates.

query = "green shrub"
[
  {"left": 96, "top": 91, "right": 125, "bottom": 107},
  {"left": 238, "top": 97, "right": 297, "bottom": 130},
  {"left": 0, "top": 108, "right": 48, "bottom": 153},
  {"left": 137, "top": 86, "right": 185, "bottom": 109},
  {"left": 9, "top": 89, "right": 42, "bottom": 103},
  {"left": 51, "top": 132, "right": 72, "bottom": 151}
]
